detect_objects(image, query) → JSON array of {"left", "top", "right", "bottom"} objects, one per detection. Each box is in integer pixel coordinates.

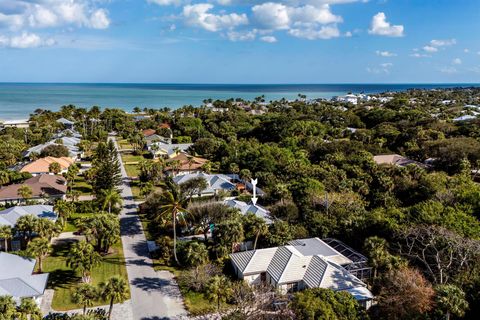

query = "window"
[{"left": 286, "top": 282, "right": 299, "bottom": 293}]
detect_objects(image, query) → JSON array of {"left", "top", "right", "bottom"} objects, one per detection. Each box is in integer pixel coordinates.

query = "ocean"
[{"left": 0, "top": 83, "right": 478, "bottom": 120}]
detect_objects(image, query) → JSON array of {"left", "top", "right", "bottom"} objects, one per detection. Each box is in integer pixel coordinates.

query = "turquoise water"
[{"left": 0, "top": 83, "right": 478, "bottom": 120}]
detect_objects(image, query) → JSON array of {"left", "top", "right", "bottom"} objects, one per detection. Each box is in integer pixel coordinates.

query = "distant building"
[
  {"left": 230, "top": 237, "right": 373, "bottom": 308},
  {"left": 24, "top": 136, "right": 82, "bottom": 159},
  {"left": 173, "top": 173, "right": 238, "bottom": 197},
  {"left": 0, "top": 175, "right": 67, "bottom": 204},
  {"left": 453, "top": 114, "right": 479, "bottom": 122},
  {"left": 1, "top": 119, "right": 30, "bottom": 129},
  {"left": 373, "top": 154, "right": 427, "bottom": 168},
  {"left": 20, "top": 157, "right": 75, "bottom": 176},
  {"left": 148, "top": 142, "right": 192, "bottom": 159},
  {"left": 0, "top": 252, "right": 49, "bottom": 305},
  {"left": 164, "top": 153, "right": 208, "bottom": 176},
  {"left": 224, "top": 199, "right": 272, "bottom": 223},
  {"left": 142, "top": 129, "right": 157, "bottom": 137},
  {"left": 56, "top": 118, "right": 75, "bottom": 130}
]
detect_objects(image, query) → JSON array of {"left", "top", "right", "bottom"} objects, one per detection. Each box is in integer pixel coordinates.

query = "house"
[
  {"left": 453, "top": 114, "right": 478, "bottom": 122},
  {"left": 145, "top": 134, "right": 171, "bottom": 146},
  {"left": 142, "top": 129, "right": 157, "bottom": 137},
  {"left": 230, "top": 237, "right": 373, "bottom": 309},
  {"left": 20, "top": 157, "right": 75, "bottom": 175},
  {"left": 0, "top": 252, "right": 49, "bottom": 305},
  {"left": 373, "top": 154, "right": 427, "bottom": 168},
  {"left": 24, "top": 136, "right": 82, "bottom": 159},
  {"left": 165, "top": 153, "right": 208, "bottom": 176},
  {"left": 0, "top": 205, "right": 57, "bottom": 251},
  {"left": 148, "top": 142, "right": 192, "bottom": 159},
  {"left": 224, "top": 199, "right": 272, "bottom": 223},
  {"left": 173, "top": 173, "right": 238, "bottom": 197},
  {"left": 0, "top": 175, "right": 67, "bottom": 204},
  {"left": 56, "top": 118, "right": 75, "bottom": 130},
  {"left": 1, "top": 119, "right": 30, "bottom": 129}
]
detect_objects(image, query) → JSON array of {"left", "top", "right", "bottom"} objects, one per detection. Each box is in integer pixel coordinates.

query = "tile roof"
[
  {"left": 20, "top": 157, "right": 74, "bottom": 174},
  {"left": 0, "top": 175, "right": 67, "bottom": 201},
  {"left": 165, "top": 153, "right": 208, "bottom": 172},
  {"left": 0, "top": 205, "right": 57, "bottom": 227},
  {"left": 0, "top": 252, "right": 49, "bottom": 299}
]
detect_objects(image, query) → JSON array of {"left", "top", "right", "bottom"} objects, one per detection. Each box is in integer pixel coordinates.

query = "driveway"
[{"left": 111, "top": 137, "right": 187, "bottom": 320}]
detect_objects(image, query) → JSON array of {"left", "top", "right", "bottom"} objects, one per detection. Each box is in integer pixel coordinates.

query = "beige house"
[{"left": 20, "top": 157, "right": 75, "bottom": 175}]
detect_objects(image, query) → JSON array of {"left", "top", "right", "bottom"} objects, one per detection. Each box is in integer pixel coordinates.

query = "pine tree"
[{"left": 92, "top": 140, "right": 122, "bottom": 196}]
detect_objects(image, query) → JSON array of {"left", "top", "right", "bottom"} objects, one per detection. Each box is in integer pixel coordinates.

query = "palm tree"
[
  {"left": 49, "top": 162, "right": 62, "bottom": 174},
  {"left": 250, "top": 216, "right": 268, "bottom": 250},
  {"left": 72, "top": 283, "right": 99, "bottom": 315},
  {"left": 67, "top": 240, "right": 101, "bottom": 283},
  {"left": 17, "top": 298, "right": 42, "bottom": 320},
  {"left": 27, "top": 237, "right": 51, "bottom": 273},
  {"left": 0, "top": 295, "right": 16, "bottom": 318},
  {"left": 205, "top": 275, "right": 232, "bottom": 311},
  {"left": 101, "top": 188, "right": 122, "bottom": 214},
  {"left": 15, "top": 214, "right": 38, "bottom": 245},
  {"left": 0, "top": 225, "right": 12, "bottom": 252},
  {"left": 158, "top": 189, "right": 188, "bottom": 265},
  {"left": 100, "top": 276, "right": 129, "bottom": 320},
  {"left": 54, "top": 200, "right": 75, "bottom": 228},
  {"left": 33, "top": 218, "right": 60, "bottom": 241},
  {"left": 0, "top": 170, "right": 10, "bottom": 185},
  {"left": 363, "top": 236, "right": 389, "bottom": 279},
  {"left": 184, "top": 242, "right": 208, "bottom": 270},
  {"left": 17, "top": 185, "right": 33, "bottom": 203}
]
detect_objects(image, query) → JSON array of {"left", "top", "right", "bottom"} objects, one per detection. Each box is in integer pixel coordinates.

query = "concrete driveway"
[{"left": 112, "top": 137, "right": 187, "bottom": 320}]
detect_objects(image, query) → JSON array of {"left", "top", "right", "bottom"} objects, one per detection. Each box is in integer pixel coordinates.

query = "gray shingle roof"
[{"left": 224, "top": 199, "right": 271, "bottom": 223}]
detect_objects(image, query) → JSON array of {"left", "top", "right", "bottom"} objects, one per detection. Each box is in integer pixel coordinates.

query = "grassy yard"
[
  {"left": 121, "top": 152, "right": 145, "bottom": 164},
  {"left": 43, "top": 239, "right": 129, "bottom": 311},
  {"left": 117, "top": 139, "right": 134, "bottom": 150},
  {"left": 72, "top": 175, "right": 92, "bottom": 195},
  {"left": 125, "top": 164, "right": 140, "bottom": 178}
]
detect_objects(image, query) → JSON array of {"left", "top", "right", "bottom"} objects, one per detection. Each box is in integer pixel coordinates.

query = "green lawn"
[
  {"left": 72, "top": 176, "right": 92, "bottom": 195},
  {"left": 125, "top": 164, "right": 140, "bottom": 178},
  {"left": 43, "top": 238, "right": 129, "bottom": 311},
  {"left": 63, "top": 213, "right": 94, "bottom": 233},
  {"left": 117, "top": 139, "right": 134, "bottom": 150},
  {"left": 121, "top": 152, "right": 145, "bottom": 163}
]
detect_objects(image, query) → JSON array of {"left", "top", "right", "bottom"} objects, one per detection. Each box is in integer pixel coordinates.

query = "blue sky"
[{"left": 0, "top": 0, "right": 479, "bottom": 83}]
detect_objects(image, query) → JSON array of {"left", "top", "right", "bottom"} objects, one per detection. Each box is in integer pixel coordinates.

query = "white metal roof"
[{"left": 0, "top": 205, "right": 57, "bottom": 228}]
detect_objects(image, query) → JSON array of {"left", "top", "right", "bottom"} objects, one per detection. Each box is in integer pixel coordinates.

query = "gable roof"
[
  {"left": 142, "top": 129, "right": 156, "bottom": 137},
  {"left": 24, "top": 136, "right": 81, "bottom": 158},
  {"left": 0, "top": 205, "right": 57, "bottom": 227},
  {"left": 165, "top": 153, "right": 208, "bottom": 172},
  {"left": 56, "top": 118, "right": 74, "bottom": 125},
  {"left": 224, "top": 199, "right": 271, "bottom": 222},
  {"left": 0, "top": 252, "right": 49, "bottom": 299},
  {"left": 20, "top": 157, "right": 74, "bottom": 174},
  {"left": 0, "top": 175, "right": 67, "bottom": 201},
  {"left": 230, "top": 238, "right": 371, "bottom": 297},
  {"left": 148, "top": 142, "right": 193, "bottom": 157},
  {"left": 173, "top": 173, "right": 237, "bottom": 194}
]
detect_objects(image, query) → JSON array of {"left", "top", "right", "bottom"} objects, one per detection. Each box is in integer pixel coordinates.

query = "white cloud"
[
  {"left": 423, "top": 45, "right": 438, "bottom": 53},
  {"left": 288, "top": 24, "right": 340, "bottom": 39},
  {"left": 260, "top": 35, "right": 277, "bottom": 43},
  {"left": 183, "top": 4, "right": 248, "bottom": 32},
  {"left": 439, "top": 66, "right": 457, "bottom": 74},
  {"left": 252, "top": 3, "right": 290, "bottom": 30},
  {"left": 375, "top": 50, "right": 396, "bottom": 57},
  {"left": 430, "top": 39, "right": 456, "bottom": 47},
  {"left": 368, "top": 12, "right": 404, "bottom": 37},
  {"left": 0, "top": 0, "right": 111, "bottom": 30},
  {"left": 410, "top": 52, "right": 430, "bottom": 58},
  {"left": 89, "top": 9, "right": 110, "bottom": 29},
  {"left": 367, "top": 62, "right": 393, "bottom": 74},
  {"left": 148, "top": 0, "right": 184, "bottom": 5},
  {"left": 452, "top": 58, "right": 462, "bottom": 65},
  {"left": 227, "top": 30, "right": 257, "bottom": 41},
  {"left": 0, "top": 32, "right": 55, "bottom": 48}
]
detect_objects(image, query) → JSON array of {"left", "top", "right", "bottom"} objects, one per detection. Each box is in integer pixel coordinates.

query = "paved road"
[{"left": 112, "top": 137, "right": 187, "bottom": 320}]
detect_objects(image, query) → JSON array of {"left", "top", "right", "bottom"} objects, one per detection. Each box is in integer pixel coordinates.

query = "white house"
[
  {"left": 24, "top": 136, "right": 82, "bottom": 159},
  {"left": 224, "top": 199, "right": 272, "bottom": 223},
  {"left": 0, "top": 252, "right": 49, "bottom": 305},
  {"left": 173, "top": 173, "right": 238, "bottom": 196},
  {"left": 148, "top": 142, "right": 192, "bottom": 159},
  {"left": 230, "top": 237, "right": 373, "bottom": 309},
  {"left": 1, "top": 119, "right": 30, "bottom": 129}
]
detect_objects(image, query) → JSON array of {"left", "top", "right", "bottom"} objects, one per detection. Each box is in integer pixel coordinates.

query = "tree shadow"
[
  {"left": 120, "top": 216, "right": 142, "bottom": 236},
  {"left": 130, "top": 277, "right": 182, "bottom": 298},
  {"left": 47, "top": 269, "right": 79, "bottom": 289}
]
